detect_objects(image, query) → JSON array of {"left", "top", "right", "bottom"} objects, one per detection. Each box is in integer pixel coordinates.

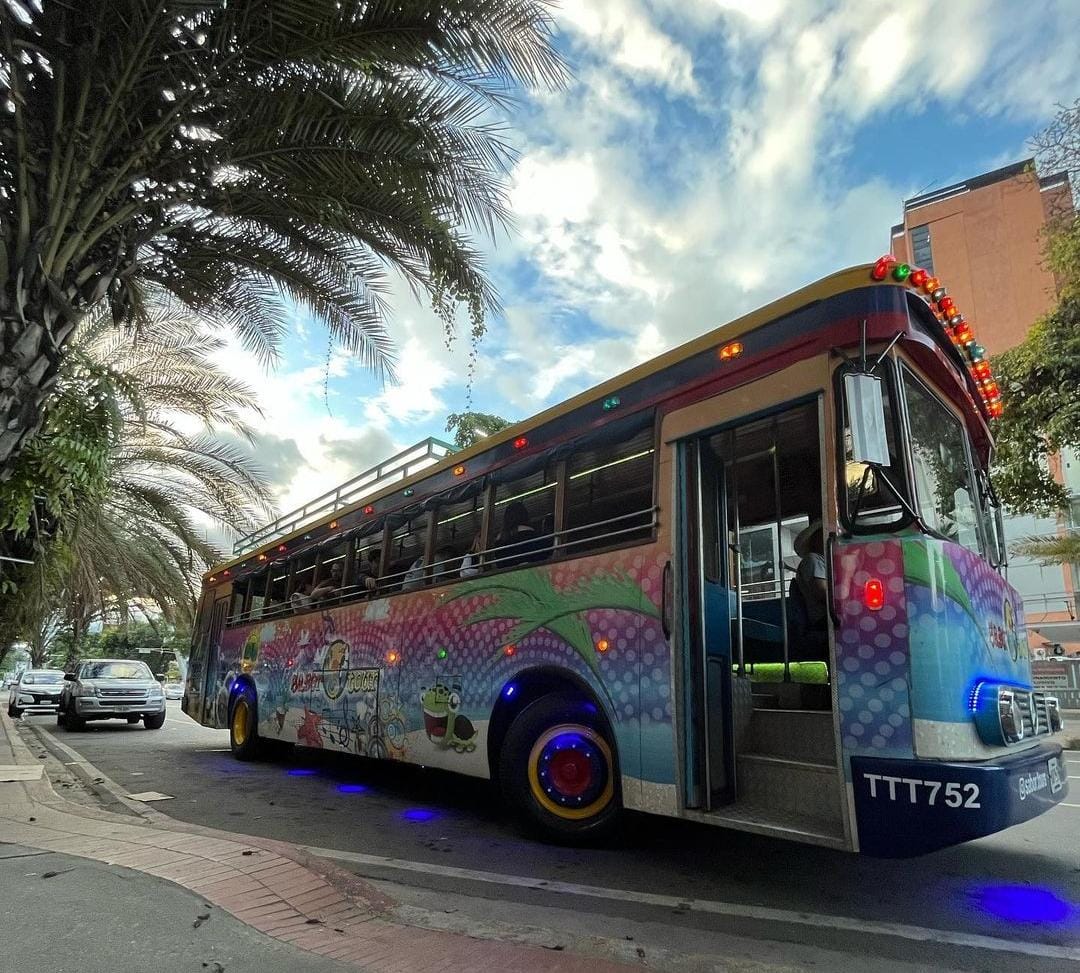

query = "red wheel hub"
[{"left": 548, "top": 748, "right": 592, "bottom": 797}]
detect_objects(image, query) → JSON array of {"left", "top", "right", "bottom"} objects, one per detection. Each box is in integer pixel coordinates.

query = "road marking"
[
  {"left": 196, "top": 748, "right": 232, "bottom": 753},
  {"left": 1060, "top": 802, "right": 1080, "bottom": 808},
  {"left": 301, "top": 845, "right": 1080, "bottom": 962}
]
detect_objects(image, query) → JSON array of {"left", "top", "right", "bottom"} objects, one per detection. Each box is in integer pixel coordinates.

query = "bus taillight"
[{"left": 864, "top": 578, "right": 885, "bottom": 611}]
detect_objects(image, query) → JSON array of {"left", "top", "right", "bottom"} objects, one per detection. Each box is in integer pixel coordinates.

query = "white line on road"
[{"left": 301, "top": 845, "right": 1080, "bottom": 962}]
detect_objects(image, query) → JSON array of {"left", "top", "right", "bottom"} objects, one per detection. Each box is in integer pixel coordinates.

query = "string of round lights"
[{"left": 871, "top": 255, "right": 1002, "bottom": 419}]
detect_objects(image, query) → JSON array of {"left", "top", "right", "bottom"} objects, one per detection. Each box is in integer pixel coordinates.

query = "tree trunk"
[{"left": 0, "top": 312, "right": 79, "bottom": 480}]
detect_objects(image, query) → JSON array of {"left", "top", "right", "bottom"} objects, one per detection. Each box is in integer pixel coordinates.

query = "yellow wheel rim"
[
  {"left": 232, "top": 698, "right": 250, "bottom": 746},
  {"left": 527, "top": 724, "right": 614, "bottom": 821}
]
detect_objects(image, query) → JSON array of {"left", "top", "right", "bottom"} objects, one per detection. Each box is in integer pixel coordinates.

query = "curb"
[{"left": 0, "top": 711, "right": 638, "bottom": 972}]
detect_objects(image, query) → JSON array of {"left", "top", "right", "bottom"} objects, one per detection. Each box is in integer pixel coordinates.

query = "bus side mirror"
[{"left": 844, "top": 372, "right": 890, "bottom": 466}]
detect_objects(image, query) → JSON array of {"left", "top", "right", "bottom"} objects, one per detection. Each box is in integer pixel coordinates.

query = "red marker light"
[
  {"left": 363, "top": 505, "right": 375, "bottom": 515},
  {"left": 864, "top": 578, "right": 885, "bottom": 611},
  {"left": 223, "top": 569, "right": 230, "bottom": 577},
  {"left": 257, "top": 554, "right": 267, "bottom": 562},
  {"left": 910, "top": 268, "right": 928, "bottom": 287},
  {"left": 329, "top": 520, "right": 338, "bottom": 529},
  {"left": 277, "top": 544, "right": 287, "bottom": 553},
  {"left": 504, "top": 644, "right": 517, "bottom": 657},
  {"left": 973, "top": 361, "right": 992, "bottom": 380},
  {"left": 513, "top": 437, "right": 528, "bottom": 450}
]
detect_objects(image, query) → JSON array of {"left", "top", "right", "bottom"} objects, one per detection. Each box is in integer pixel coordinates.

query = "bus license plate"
[{"left": 1048, "top": 757, "right": 1064, "bottom": 795}]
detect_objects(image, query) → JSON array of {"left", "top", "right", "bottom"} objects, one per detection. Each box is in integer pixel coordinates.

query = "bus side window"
[
  {"left": 312, "top": 540, "right": 349, "bottom": 602},
  {"left": 228, "top": 579, "right": 249, "bottom": 624},
  {"left": 387, "top": 517, "right": 428, "bottom": 591},
  {"left": 265, "top": 561, "right": 289, "bottom": 616},
  {"left": 432, "top": 495, "right": 482, "bottom": 583},
  {"left": 291, "top": 548, "right": 318, "bottom": 602},
  {"left": 491, "top": 465, "right": 556, "bottom": 570},
  {"left": 248, "top": 571, "right": 267, "bottom": 620},
  {"left": 563, "top": 424, "right": 655, "bottom": 555}
]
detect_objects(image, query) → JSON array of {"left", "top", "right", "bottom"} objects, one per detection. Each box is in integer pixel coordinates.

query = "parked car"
[
  {"left": 58, "top": 659, "right": 166, "bottom": 730},
  {"left": 163, "top": 682, "right": 184, "bottom": 701},
  {"left": 7, "top": 669, "right": 66, "bottom": 718}
]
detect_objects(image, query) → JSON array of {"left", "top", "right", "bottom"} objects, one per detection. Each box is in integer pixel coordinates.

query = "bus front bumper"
[{"left": 851, "top": 742, "right": 1068, "bottom": 857}]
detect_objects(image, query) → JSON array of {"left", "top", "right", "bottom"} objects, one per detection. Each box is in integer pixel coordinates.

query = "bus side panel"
[{"left": 214, "top": 547, "right": 678, "bottom": 804}]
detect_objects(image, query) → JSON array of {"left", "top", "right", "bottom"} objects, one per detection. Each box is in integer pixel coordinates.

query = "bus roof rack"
[{"left": 232, "top": 437, "right": 457, "bottom": 556}]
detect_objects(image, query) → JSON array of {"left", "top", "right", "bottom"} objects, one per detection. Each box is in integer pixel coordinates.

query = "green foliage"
[
  {"left": 992, "top": 299, "right": 1080, "bottom": 515},
  {"left": 1010, "top": 533, "right": 1080, "bottom": 565},
  {"left": 0, "top": 1, "right": 568, "bottom": 476},
  {"left": 445, "top": 411, "right": 513, "bottom": 450}
]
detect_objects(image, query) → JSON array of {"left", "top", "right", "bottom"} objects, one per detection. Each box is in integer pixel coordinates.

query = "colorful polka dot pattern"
[
  {"left": 217, "top": 548, "right": 674, "bottom": 784},
  {"left": 833, "top": 539, "right": 913, "bottom": 759}
]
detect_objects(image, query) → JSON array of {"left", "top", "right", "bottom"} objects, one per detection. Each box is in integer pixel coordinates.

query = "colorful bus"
[{"left": 185, "top": 259, "right": 1067, "bottom": 856}]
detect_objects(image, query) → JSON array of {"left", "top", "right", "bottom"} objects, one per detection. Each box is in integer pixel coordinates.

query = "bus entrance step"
[
  {"left": 746, "top": 709, "right": 836, "bottom": 764},
  {"left": 736, "top": 753, "right": 843, "bottom": 830},
  {"left": 705, "top": 801, "right": 847, "bottom": 849}
]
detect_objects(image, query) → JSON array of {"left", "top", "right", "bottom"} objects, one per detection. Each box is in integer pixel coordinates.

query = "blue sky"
[{"left": 213, "top": 0, "right": 1080, "bottom": 531}]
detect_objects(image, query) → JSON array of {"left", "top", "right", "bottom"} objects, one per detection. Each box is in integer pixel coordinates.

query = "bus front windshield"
[{"left": 900, "top": 368, "right": 981, "bottom": 554}]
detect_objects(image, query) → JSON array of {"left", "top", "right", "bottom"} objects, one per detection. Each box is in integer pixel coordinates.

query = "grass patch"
[{"left": 740, "top": 662, "right": 829, "bottom": 684}]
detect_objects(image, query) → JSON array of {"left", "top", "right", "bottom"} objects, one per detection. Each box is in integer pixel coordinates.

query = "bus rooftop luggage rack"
[{"left": 232, "top": 437, "right": 456, "bottom": 556}]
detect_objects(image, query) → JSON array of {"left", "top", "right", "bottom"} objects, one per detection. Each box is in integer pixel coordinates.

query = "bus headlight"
[{"left": 998, "top": 689, "right": 1024, "bottom": 744}]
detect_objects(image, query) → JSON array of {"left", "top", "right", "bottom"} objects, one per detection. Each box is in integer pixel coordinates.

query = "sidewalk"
[{"left": 0, "top": 711, "right": 637, "bottom": 973}]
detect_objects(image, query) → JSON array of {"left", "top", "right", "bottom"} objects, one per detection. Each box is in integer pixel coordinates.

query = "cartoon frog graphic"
[{"left": 420, "top": 678, "right": 477, "bottom": 753}]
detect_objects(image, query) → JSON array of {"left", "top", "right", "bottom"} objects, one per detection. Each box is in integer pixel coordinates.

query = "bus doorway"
[{"left": 680, "top": 398, "right": 843, "bottom": 838}]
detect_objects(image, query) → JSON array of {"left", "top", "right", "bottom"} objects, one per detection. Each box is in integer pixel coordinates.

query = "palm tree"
[
  {"left": 0, "top": 0, "right": 566, "bottom": 477},
  {"left": 2, "top": 297, "right": 274, "bottom": 661}
]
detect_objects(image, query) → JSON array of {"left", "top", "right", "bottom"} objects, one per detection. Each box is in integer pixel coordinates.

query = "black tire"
[
  {"left": 56, "top": 712, "right": 64, "bottom": 726},
  {"left": 143, "top": 712, "right": 166, "bottom": 730},
  {"left": 498, "top": 691, "right": 621, "bottom": 844},
  {"left": 8, "top": 704, "right": 21, "bottom": 718},
  {"left": 228, "top": 686, "right": 262, "bottom": 760},
  {"left": 64, "top": 710, "right": 85, "bottom": 731},
  {"left": 127, "top": 715, "right": 141, "bottom": 724}
]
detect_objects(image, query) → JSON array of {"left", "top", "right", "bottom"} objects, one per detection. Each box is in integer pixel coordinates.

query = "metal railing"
[
  {"left": 232, "top": 438, "right": 456, "bottom": 556},
  {"left": 1022, "top": 591, "right": 1080, "bottom": 619},
  {"left": 227, "top": 507, "right": 657, "bottom": 626}
]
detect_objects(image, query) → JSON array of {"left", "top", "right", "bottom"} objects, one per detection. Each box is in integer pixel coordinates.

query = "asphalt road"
[{"left": 21, "top": 703, "right": 1080, "bottom": 971}]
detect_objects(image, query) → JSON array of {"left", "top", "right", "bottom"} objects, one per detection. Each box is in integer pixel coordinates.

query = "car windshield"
[
  {"left": 81, "top": 662, "right": 153, "bottom": 680},
  {"left": 22, "top": 671, "right": 64, "bottom": 685}
]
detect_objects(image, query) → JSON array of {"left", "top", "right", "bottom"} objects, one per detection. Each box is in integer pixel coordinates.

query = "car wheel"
[
  {"left": 143, "top": 711, "right": 166, "bottom": 730},
  {"left": 8, "top": 704, "right": 21, "bottom": 718},
  {"left": 65, "top": 710, "right": 85, "bottom": 732},
  {"left": 127, "top": 715, "right": 141, "bottom": 724},
  {"left": 229, "top": 687, "right": 262, "bottom": 760},
  {"left": 498, "top": 691, "right": 621, "bottom": 844}
]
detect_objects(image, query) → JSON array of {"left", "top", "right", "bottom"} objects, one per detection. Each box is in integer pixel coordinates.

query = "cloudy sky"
[{"left": 212, "top": 0, "right": 1080, "bottom": 538}]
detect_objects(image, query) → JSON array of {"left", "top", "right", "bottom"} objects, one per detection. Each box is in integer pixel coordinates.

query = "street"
[{"left": 18, "top": 703, "right": 1080, "bottom": 971}]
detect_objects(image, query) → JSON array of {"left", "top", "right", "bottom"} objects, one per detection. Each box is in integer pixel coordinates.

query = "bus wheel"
[
  {"left": 499, "top": 692, "right": 621, "bottom": 844},
  {"left": 229, "top": 688, "right": 261, "bottom": 761}
]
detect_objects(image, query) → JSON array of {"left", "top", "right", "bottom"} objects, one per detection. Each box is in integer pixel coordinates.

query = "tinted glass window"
[
  {"left": 902, "top": 368, "right": 980, "bottom": 553},
  {"left": 432, "top": 495, "right": 482, "bottom": 584},
  {"left": 81, "top": 661, "right": 153, "bottom": 680},
  {"left": 564, "top": 423, "right": 654, "bottom": 554},
  {"left": 387, "top": 516, "right": 429, "bottom": 591},
  {"left": 491, "top": 467, "right": 556, "bottom": 570}
]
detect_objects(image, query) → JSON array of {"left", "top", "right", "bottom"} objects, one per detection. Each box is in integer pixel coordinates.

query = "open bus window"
[
  {"left": 491, "top": 466, "right": 556, "bottom": 570},
  {"left": 838, "top": 364, "right": 908, "bottom": 530},
  {"left": 291, "top": 548, "right": 317, "bottom": 603},
  {"left": 387, "top": 516, "right": 428, "bottom": 591},
  {"left": 265, "top": 561, "right": 289, "bottom": 616},
  {"left": 564, "top": 424, "right": 654, "bottom": 556},
  {"left": 432, "top": 496, "right": 481, "bottom": 583},
  {"left": 900, "top": 367, "right": 981, "bottom": 554},
  {"left": 312, "top": 540, "right": 350, "bottom": 602},
  {"left": 248, "top": 571, "right": 267, "bottom": 620},
  {"left": 229, "top": 578, "right": 249, "bottom": 623}
]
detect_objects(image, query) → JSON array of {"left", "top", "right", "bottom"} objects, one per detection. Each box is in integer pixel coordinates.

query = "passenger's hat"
[{"left": 793, "top": 520, "right": 822, "bottom": 557}]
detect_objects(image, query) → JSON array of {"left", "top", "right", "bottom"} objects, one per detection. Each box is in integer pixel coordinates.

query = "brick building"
[{"left": 890, "top": 159, "right": 1078, "bottom": 655}]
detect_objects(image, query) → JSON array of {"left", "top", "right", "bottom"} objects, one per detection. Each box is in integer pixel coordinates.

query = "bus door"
[
  {"left": 679, "top": 398, "right": 824, "bottom": 811},
  {"left": 201, "top": 596, "right": 230, "bottom": 727}
]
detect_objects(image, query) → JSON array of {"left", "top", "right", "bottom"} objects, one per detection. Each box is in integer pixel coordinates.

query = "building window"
[{"left": 910, "top": 224, "right": 933, "bottom": 273}]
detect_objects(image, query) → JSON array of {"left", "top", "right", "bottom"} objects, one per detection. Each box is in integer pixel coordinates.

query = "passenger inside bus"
[
  {"left": 497, "top": 500, "right": 549, "bottom": 567},
  {"left": 789, "top": 521, "right": 828, "bottom": 655},
  {"left": 311, "top": 561, "right": 343, "bottom": 601},
  {"left": 402, "top": 554, "right": 425, "bottom": 590},
  {"left": 356, "top": 549, "right": 380, "bottom": 593},
  {"left": 460, "top": 535, "right": 482, "bottom": 577},
  {"left": 290, "top": 580, "right": 314, "bottom": 612}
]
